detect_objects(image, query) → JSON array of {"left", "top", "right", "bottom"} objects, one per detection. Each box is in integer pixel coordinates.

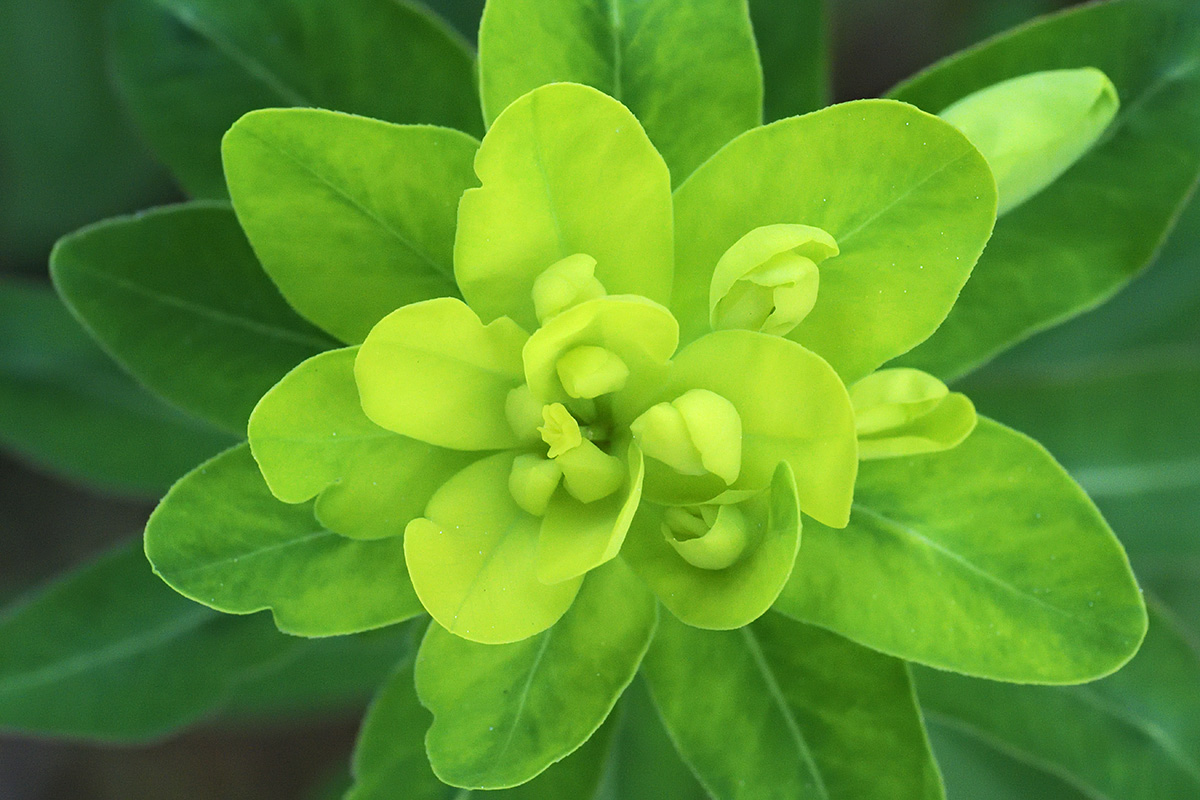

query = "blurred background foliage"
[{"left": 5, "top": 0, "right": 1197, "bottom": 798}]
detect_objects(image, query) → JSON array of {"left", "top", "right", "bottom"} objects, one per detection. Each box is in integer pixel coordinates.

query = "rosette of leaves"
[{"left": 37, "top": 0, "right": 1200, "bottom": 797}]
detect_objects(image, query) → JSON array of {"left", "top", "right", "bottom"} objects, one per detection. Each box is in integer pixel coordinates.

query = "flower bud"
[
  {"left": 538, "top": 403, "right": 625, "bottom": 502},
  {"left": 709, "top": 224, "right": 838, "bottom": 337},
  {"left": 939, "top": 68, "right": 1119, "bottom": 216},
  {"left": 532, "top": 254, "right": 607, "bottom": 324},
  {"left": 662, "top": 504, "right": 749, "bottom": 570},
  {"left": 509, "top": 454, "right": 562, "bottom": 516},
  {"left": 850, "top": 368, "right": 977, "bottom": 460},
  {"left": 556, "top": 345, "right": 630, "bottom": 399},
  {"left": 631, "top": 389, "right": 741, "bottom": 484}
]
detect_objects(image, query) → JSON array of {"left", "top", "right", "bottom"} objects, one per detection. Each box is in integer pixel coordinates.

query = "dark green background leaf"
[
  {"left": 749, "top": 0, "right": 829, "bottom": 120},
  {"left": 891, "top": 0, "right": 1200, "bottom": 379},
  {"left": 109, "top": 0, "right": 482, "bottom": 198},
  {"left": 0, "top": 280, "right": 233, "bottom": 495},
  {"left": 51, "top": 203, "right": 335, "bottom": 434}
]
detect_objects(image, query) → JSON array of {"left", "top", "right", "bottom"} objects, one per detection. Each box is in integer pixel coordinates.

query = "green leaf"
[
  {"left": 355, "top": 298, "right": 528, "bottom": 451},
  {"left": 774, "top": 416, "right": 1147, "bottom": 684},
  {"left": 405, "top": 452, "right": 584, "bottom": 645},
  {"left": 642, "top": 612, "right": 944, "bottom": 800},
  {"left": 248, "top": 347, "right": 476, "bottom": 540},
  {"left": 0, "top": 280, "right": 233, "bottom": 495},
  {"left": 416, "top": 559, "right": 656, "bottom": 789},
  {"left": 223, "top": 109, "right": 480, "bottom": 344},
  {"left": 455, "top": 82, "right": 674, "bottom": 332},
  {"left": 672, "top": 99, "right": 997, "bottom": 381},
  {"left": 108, "top": 0, "right": 481, "bottom": 199},
  {"left": 890, "top": 0, "right": 1200, "bottom": 380},
  {"left": 926, "top": 722, "right": 1092, "bottom": 800},
  {"left": 623, "top": 463, "right": 801, "bottom": 630},
  {"left": 145, "top": 443, "right": 424, "bottom": 636},
  {"left": 748, "top": 0, "right": 829, "bottom": 121},
  {"left": 477, "top": 0, "right": 762, "bottom": 183},
  {"left": 0, "top": 540, "right": 291, "bottom": 742},
  {"left": 939, "top": 68, "right": 1119, "bottom": 216},
  {"left": 347, "top": 646, "right": 621, "bottom": 800},
  {"left": 662, "top": 330, "right": 858, "bottom": 528},
  {"left": 50, "top": 202, "right": 335, "bottom": 434},
  {"left": 918, "top": 599, "right": 1200, "bottom": 799}
]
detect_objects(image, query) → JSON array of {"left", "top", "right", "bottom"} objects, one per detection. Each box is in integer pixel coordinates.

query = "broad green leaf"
[
  {"left": 477, "top": 0, "right": 762, "bottom": 183},
  {"left": 775, "top": 417, "right": 1147, "bottom": 684},
  {"left": 145, "top": 444, "right": 423, "bottom": 637},
  {"left": 348, "top": 647, "right": 620, "bottom": 800},
  {"left": 662, "top": 330, "right": 857, "bottom": 528},
  {"left": 223, "top": 109, "right": 480, "bottom": 344},
  {"left": 455, "top": 82, "right": 674, "bottom": 332},
  {"left": 416, "top": 559, "right": 656, "bottom": 789},
  {"left": 642, "top": 612, "right": 944, "bottom": 800},
  {"left": 109, "top": 0, "right": 481, "bottom": 199},
  {"left": 248, "top": 347, "right": 476, "bottom": 540},
  {"left": 927, "top": 722, "right": 1092, "bottom": 800},
  {"left": 355, "top": 298, "right": 528, "bottom": 451},
  {"left": 0, "top": 280, "right": 233, "bottom": 495},
  {"left": 419, "top": 0, "right": 485, "bottom": 43},
  {"left": 939, "top": 68, "right": 1119, "bottom": 216},
  {"left": 918, "top": 599, "right": 1200, "bottom": 799},
  {"left": 623, "top": 463, "right": 801, "bottom": 630},
  {"left": 50, "top": 203, "right": 335, "bottom": 433},
  {"left": 0, "top": 540, "right": 290, "bottom": 741},
  {"left": 749, "top": 0, "right": 829, "bottom": 121},
  {"left": 404, "top": 453, "right": 583, "bottom": 645},
  {"left": 891, "top": 0, "right": 1200, "bottom": 380},
  {"left": 672, "top": 100, "right": 997, "bottom": 382}
]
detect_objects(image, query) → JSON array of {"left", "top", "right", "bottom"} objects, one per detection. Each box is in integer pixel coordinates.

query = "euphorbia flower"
[{"left": 251, "top": 83, "right": 864, "bottom": 644}]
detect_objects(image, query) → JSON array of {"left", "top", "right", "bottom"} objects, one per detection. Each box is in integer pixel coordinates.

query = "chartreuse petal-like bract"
[{"left": 939, "top": 68, "right": 1119, "bottom": 216}]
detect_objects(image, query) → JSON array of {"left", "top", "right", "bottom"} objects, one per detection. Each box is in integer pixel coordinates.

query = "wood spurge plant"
[{"left": 5, "top": 0, "right": 1200, "bottom": 797}]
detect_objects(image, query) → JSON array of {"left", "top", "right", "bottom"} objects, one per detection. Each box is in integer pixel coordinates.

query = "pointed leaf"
[
  {"left": 624, "top": 462, "right": 801, "bottom": 630},
  {"left": 917, "top": 599, "right": 1200, "bottom": 799},
  {"left": 50, "top": 202, "right": 335, "bottom": 433},
  {"left": 145, "top": 444, "right": 423, "bottom": 636},
  {"left": 404, "top": 453, "right": 583, "bottom": 645},
  {"left": 0, "top": 280, "right": 233, "bottom": 495},
  {"left": 0, "top": 540, "right": 291, "bottom": 741},
  {"left": 223, "top": 109, "right": 480, "bottom": 343},
  {"left": 663, "top": 330, "right": 857, "bottom": 528},
  {"left": 642, "top": 612, "right": 944, "bottom": 800},
  {"left": 775, "top": 417, "right": 1147, "bottom": 683},
  {"left": 109, "top": 0, "right": 481, "bottom": 199},
  {"left": 355, "top": 298, "right": 528, "bottom": 451},
  {"left": 673, "top": 100, "right": 997, "bottom": 382},
  {"left": 455, "top": 82, "right": 674, "bottom": 331},
  {"left": 478, "top": 0, "right": 762, "bottom": 183},
  {"left": 248, "top": 347, "right": 476, "bottom": 539},
  {"left": 416, "top": 559, "right": 656, "bottom": 788},
  {"left": 890, "top": 0, "right": 1200, "bottom": 379}
]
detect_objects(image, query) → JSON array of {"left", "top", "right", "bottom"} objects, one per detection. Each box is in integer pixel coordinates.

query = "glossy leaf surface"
[
  {"left": 109, "top": 0, "right": 481, "bottom": 198},
  {"left": 456, "top": 82, "right": 674, "bottom": 331},
  {"left": 642, "top": 612, "right": 943, "bottom": 800},
  {"left": 416, "top": 560, "right": 656, "bottom": 788},
  {"left": 0, "top": 280, "right": 233, "bottom": 495},
  {"left": 478, "top": 0, "right": 761, "bottom": 182},
  {"left": 892, "top": 0, "right": 1200, "bottom": 379},
  {"left": 50, "top": 203, "right": 334, "bottom": 433},
  {"left": 146, "top": 444, "right": 423, "bottom": 636},
  {"left": 775, "top": 417, "right": 1147, "bottom": 683},
  {"left": 673, "top": 100, "right": 996, "bottom": 382},
  {"left": 223, "top": 109, "right": 480, "bottom": 344}
]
